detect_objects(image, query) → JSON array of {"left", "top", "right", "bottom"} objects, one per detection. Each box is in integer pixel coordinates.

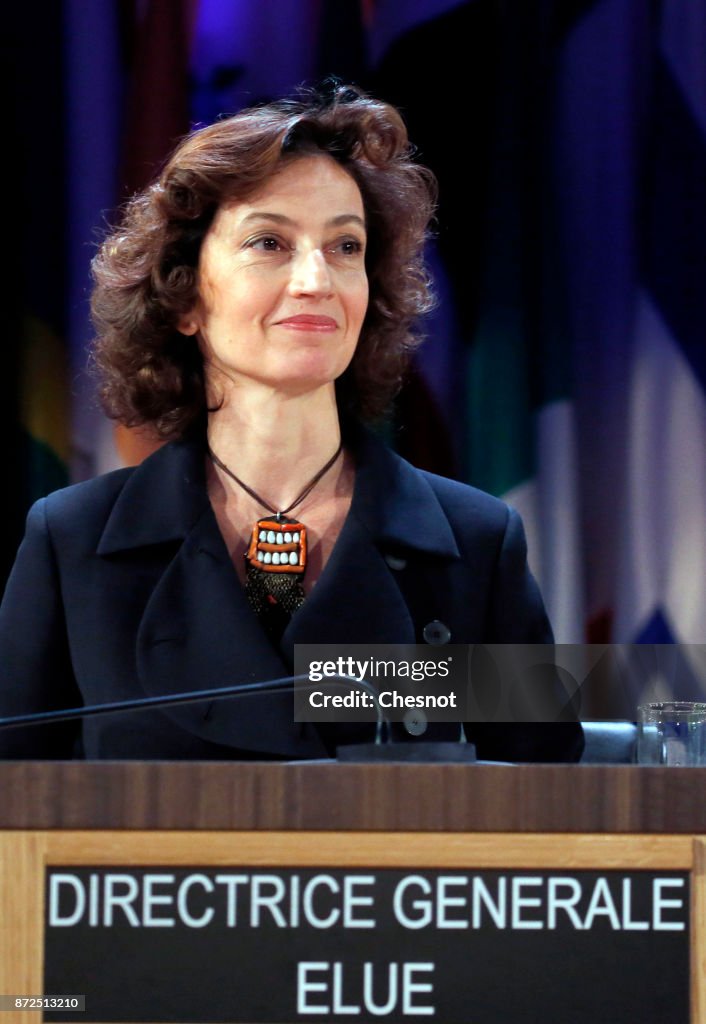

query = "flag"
[
  {"left": 550, "top": 0, "right": 706, "bottom": 702},
  {"left": 613, "top": 0, "right": 706, "bottom": 651},
  {"left": 554, "top": 0, "right": 706, "bottom": 661}
]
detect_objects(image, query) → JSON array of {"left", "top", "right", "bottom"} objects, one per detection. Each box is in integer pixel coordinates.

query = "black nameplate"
[{"left": 43, "top": 867, "right": 689, "bottom": 1023}]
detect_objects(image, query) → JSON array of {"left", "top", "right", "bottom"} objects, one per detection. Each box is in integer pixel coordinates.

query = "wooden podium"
[{"left": 1, "top": 762, "right": 705, "bottom": 1023}]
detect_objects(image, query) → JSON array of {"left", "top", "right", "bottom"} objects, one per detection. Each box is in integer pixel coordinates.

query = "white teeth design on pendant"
[
  {"left": 293, "top": 532, "right": 300, "bottom": 543},
  {"left": 272, "top": 552, "right": 281, "bottom": 565},
  {"left": 259, "top": 529, "right": 267, "bottom": 541},
  {"left": 289, "top": 552, "right": 298, "bottom": 565},
  {"left": 257, "top": 550, "right": 264, "bottom": 562},
  {"left": 267, "top": 530, "right": 276, "bottom": 543},
  {"left": 284, "top": 532, "right": 292, "bottom": 543},
  {"left": 264, "top": 552, "right": 272, "bottom": 564}
]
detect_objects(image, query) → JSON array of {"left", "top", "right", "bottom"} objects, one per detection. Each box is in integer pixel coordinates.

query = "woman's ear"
[{"left": 177, "top": 314, "right": 199, "bottom": 336}]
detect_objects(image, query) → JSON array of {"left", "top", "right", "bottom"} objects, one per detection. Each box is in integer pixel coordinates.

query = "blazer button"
[
  {"left": 423, "top": 620, "right": 451, "bottom": 645},
  {"left": 404, "top": 709, "right": 428, "bottom": 736},
  {"left": 385, "top": 553, "right": 407, "bottom": 571}
]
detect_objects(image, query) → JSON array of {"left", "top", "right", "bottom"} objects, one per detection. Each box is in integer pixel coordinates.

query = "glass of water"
[{"left": 637, "top": 701, "right": 706, "bottom": 765}]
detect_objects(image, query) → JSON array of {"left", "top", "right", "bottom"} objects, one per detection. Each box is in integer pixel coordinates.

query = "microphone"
[
  {"left": 0, "top": 674, "right": 387, "bottom": 746},
  {"left": 0, "top": 675, "right": 478, "bottom": 761}
]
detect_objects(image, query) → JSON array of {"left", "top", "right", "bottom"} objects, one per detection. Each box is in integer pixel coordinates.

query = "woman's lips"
[{"left": 275, "top": 315, "right": 338, "bottom": 331}]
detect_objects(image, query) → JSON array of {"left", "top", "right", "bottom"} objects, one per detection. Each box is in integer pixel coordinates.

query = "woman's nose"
[{"left": 288, "top": 248, "right": 333, "bottom": 297}]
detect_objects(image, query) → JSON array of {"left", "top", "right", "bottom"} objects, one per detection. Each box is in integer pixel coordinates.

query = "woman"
[{"left": 0, "top": 85, "right": 582, "bottom": 762}]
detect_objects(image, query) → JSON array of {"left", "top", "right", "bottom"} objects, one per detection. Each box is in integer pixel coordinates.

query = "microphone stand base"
[{"left": 335, "top": 742, "right": 477, "bottom": 764}]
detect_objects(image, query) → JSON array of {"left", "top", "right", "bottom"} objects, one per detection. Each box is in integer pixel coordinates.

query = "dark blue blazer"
[{"left": 0, "top": 429, "right": 582, "bottom": 762}]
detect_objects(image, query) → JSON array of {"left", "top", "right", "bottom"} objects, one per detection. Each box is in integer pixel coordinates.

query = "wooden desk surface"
[{"left": 0, "top": 761, "right": 705, "bottom": 832}]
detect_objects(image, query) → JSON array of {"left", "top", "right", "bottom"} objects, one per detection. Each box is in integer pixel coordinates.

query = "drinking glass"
[{"left": 636, "top": 701, "right": 706, "bottom": 765}]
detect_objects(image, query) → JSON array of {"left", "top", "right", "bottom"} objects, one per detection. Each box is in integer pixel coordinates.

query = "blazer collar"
[
  {"left": 95, "top": 426, "right": 460, "bottom": 560},
  {"left": 97, "top": 438, "right": 211, "bottom": 555},
  {"left": 347, "top": 425, "right": 460, "bottom": 559}
]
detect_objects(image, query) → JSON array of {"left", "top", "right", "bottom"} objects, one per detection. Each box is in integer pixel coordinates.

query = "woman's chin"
[
  {"left": 206, "top": 349, "right": 355, "bottom": 400},
  {"left": 266, "top": 352, "right": 354, "bottom": 393},
  {"left": 273, "top": 374, "right": 339, "bottom": 400}
]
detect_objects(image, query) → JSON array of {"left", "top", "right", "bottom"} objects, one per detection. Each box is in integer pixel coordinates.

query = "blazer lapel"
[
  {"left": 283, "top": 509, "right": 416, "bottom": 646},
  {"left": 136, "top": 506, "right": 325, "bottom": 756},
  {"left": 283, "top": 426, "right": 461, "bottom": 649},
  {"left": 98, "top": 438, "right": 327, "bottom": 757}
]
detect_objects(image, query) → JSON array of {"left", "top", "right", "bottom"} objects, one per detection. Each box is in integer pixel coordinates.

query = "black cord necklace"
[
  {"left": 208, "top": 441, "right": 344, "bottom": 637},
  {"left": 209, "top": 441, "right": 343, "bottom": 523}
]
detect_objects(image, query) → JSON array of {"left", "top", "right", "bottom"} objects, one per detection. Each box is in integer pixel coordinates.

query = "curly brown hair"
[{"left": 90, "top": 84, "right": 437, "bottom": 439}]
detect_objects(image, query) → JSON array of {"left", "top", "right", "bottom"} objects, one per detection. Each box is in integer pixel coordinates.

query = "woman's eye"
[
  {"left": 331, "top": 238, "right": 364, "bottom": 256},
  {"left": 248, "top": 236, "right": 285, "bottom": 252}
]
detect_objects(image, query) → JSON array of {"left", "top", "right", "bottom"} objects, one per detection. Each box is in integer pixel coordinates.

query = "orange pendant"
[{"left": 245, "top": 516, "right": 307, "bottom": 574}]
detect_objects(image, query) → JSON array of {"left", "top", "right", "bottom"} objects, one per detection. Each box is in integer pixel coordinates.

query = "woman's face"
[{"left": 182, "top": 155, "right": 369, "bottom": 399}]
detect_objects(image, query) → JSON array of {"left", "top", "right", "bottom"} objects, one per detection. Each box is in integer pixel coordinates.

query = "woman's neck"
[{"left": 206, "top": 383, "right": 343, "bottom": 509}]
